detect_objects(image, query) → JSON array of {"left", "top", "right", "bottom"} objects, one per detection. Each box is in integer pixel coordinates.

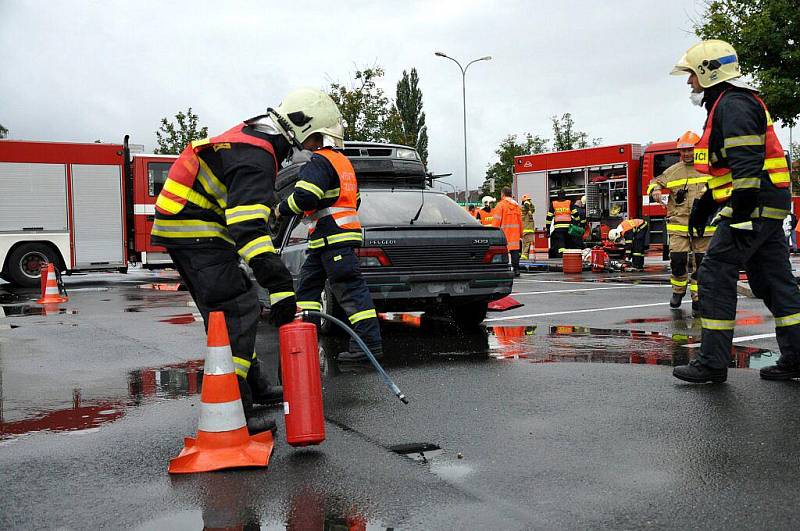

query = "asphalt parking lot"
[{"left": 2, "top": 259, "right": 800, "bottom": 530}]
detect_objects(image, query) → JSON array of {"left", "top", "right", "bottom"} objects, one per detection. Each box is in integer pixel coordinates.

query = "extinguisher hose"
[{"left": 302, "top": 310, "right": 409, "bottom": 405}]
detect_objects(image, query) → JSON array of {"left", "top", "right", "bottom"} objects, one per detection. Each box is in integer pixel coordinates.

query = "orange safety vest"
[
  {"left": 155, "top": 123, "right": 276, "bottom": 215},
  {"left": 304, "top": 149, "right": 362, "bottom": 249},
  {"left": 552, "top": 200, "right": 572, "bottom": 224},
  {"left": 480, "top": 208, "right": 495, "bottom": 226},
  {"left": 492, "top": 197, "right": 522, "bottom": 250},
  {"left": 618, "top": 218, "right": 646, "bottom": 236},
  {"left": 694, "top": 90, "right": 790, "bottom": 204}
]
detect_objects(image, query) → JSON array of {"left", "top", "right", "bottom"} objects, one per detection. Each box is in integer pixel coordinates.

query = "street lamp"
[{"left": 435, "top": 51, "right": 491, "bottom": 204}]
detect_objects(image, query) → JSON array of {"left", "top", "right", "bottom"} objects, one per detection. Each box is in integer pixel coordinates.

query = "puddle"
[
  {"left": 1, "top": 359, "right": 204, "bottom": 440},
  {"left": 159, "top": 313, "right": 202, "bottom": 325},
  {"left": 138, "top": 283, "right": 185, "bottom": 291},
  {"left": 0, "top": 304, "right": 78, "bottom": 316},
  {"left": 389, "top": 442, "right": 443, "bottom": 462}
]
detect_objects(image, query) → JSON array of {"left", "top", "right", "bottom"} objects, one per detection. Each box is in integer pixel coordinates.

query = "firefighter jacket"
[
  {"left": 521, "top": 202, "right": 535, "bottom": 233},
  {"left": 151, "top": 124, "right": 288, "bottom": 264},
  {"left": 618, "top": 218, "right": 647, "bottom": 238},
  {"left": 571, "top": 205, "right": 587, "bottom": 229},
  {"left": 278, "top": 148, "right": 362, "bottom": 250},
  {"left": 648, "top": 161, "right": 715, "bottom": 236},
  {"left": 480, "top": 206, "right": 495, "bottom": 226},
  {"left": 695, "top": 86, "right": 791, "bottom": 221},
  {"left": 492, "top": 197, "right": 523, "bottom": 251},
  {"left": 547, "top": 199, "right": 572, "bottom": 230}
]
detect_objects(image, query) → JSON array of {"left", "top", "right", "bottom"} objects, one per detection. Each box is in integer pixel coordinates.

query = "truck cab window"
[
  {"left": 148, "top": 162, "right": 171, "bottom": 197},
  {"left": 653, "top": 153, "right": 680, "bottom": 178}
]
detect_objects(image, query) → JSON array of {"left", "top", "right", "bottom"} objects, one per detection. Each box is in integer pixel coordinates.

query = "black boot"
[
  {"left": 247, "top": 357, "right": 283, "bottom": 406},
  {"left": 670, "top": 292, "right": 684, "bottom": 309},
  {"left": 759, "top": 362, "right": 800, "bottom": 380},
  {"left": 337, "top": 345, "right": 384, "bottom": 363},
  {"left": 237, "top": 376, "right": 277, "bottom": 434},
  {"left": 673, "top": 359, "right": 727, "bottom": 383}
]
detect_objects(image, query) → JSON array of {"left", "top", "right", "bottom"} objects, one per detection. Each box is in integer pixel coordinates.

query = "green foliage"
[
  {"left": 791, "top": 141, "right": 799, "bottom": 195},
  {"left": 695, "top": 0, "right": 800, "bottom": 126},
  {"left": 0, "top": 123, "right": 7, "bottom": 139},
  {"left": 393, "top": 68, "right": 429, "bottom": 165},
  {"left": 328, "top": 67, "right": 393, "bottom": 143},
  {"left": 155, "top": 107, "right": 208, "bottom": 155},
  {"left": 480, "top": 134, "right": 549, "bottom": 198},
  {"left": 551, "top": 113, "right": 601, "bottom": 151}
]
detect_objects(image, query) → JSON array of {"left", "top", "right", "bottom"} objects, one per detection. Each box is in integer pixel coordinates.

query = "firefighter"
[
  {"left": 480, "top": 196, "right": 496, "bottom": 226},
  {"left": 275, "top": 96, "right": 382, "bottom": 363},
  {"left": 520, "top": 194, "right": 535, "bottom": 260},
  {"left": 608, "top": 218, "right": 648, "bottom": 270},
  {"left": 648, "top": 131, "right": 714, "bottom": 314},
  {"left": 569, "top": 195, "right": 587, "bottom": 249},
  {"left": 151, "top": 90, "right": 340, "bottom": 433},
  {"left": 546, "top": 190, "right": 572, "bottom": 257},
  {"left": 492, "top": 187, "right": 523, "bottom": 276},
  {"left": 670, "top": 39, "right": 800, "bottom": 383},
  {"left": 468, "top": 203, "right": 481, "bottom": 222}
]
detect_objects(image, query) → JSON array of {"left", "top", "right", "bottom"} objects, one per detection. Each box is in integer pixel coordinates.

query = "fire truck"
[
  {"left": 0, "top": 137, "right": 176, "bottom": 287},
  {"left": 512, "top": 142, "right": 680, "bottom": 248}
]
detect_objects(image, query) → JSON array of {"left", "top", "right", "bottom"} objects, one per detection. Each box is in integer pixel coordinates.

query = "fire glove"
[
  {"left": 249, "top": 253, "right": 297, "bottom": 327},
  {"left": 728, "top": 191, "right": 760, "bottom": 250},
  {"left": 688, "top": 189, "right": 716, "bottom": 238}
]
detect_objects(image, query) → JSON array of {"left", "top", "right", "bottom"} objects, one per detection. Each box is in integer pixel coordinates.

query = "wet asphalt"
[{"left": 1, "top": 259, "right": 800, "bottom": 530}]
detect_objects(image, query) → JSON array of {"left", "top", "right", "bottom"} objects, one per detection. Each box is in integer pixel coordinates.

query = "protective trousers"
[
  {"left": 521, "top": 232, "right": 535, "bottom": 259},
  {"left": 167, "top": 246, "right": 261, "bottom": 379},
  {"left": 295, "top": 246, "right": 382, "bottom": 355},
  {"left": 697, "top": 219, "right": 800, "bottom": 370},
  {"left": 549, "top": 228, "right": 569, "bottom": 258},
  {"left": 624, "top": 230, "right": 648, "bottom": 269},
  {"left": 669, "top": 234, "right": 710, "bottom": 300}
]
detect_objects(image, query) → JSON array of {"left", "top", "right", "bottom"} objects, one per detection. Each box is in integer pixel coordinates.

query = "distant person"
[
  {"left": 569, "top": 195, "right": 587, "bottom": 249},
  {"left": 546, "top": 189, "right": 572, "bottom": 257},
  {"left": 608, "top": 218, "right": 648, "bottom": 270},
  {"left": 492, "top": 187, "right": 523, "bottom": 276},
  {"left": 468, "top": 203, "right": 481, "bottom": 222},
  {"left": 520, "top": 194, "right": 535, "bottom": 259},
  {"left": 480, "top": 196, "right": 496, "bottom": 226}
]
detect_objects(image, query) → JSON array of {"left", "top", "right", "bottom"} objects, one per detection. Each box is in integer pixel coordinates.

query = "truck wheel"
[
  {"left": 452, "top": 301, "right": 488, "bottom": 328},
  {"left": 5, "top": 243, "right": 59, "bottom": 288},
  {"left": 320, "top": 284, "right": 346, "bottom": 335}
]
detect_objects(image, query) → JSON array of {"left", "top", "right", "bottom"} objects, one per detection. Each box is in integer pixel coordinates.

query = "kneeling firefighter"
[
  {"left": 151, "top": 89, "right": 344, "bottom": 434},
  {"left": 609, "top": 218, "right": 648, "bottom": 269},
  {"left": 275, "top": 93, "right": 384, "bottom": 363}
]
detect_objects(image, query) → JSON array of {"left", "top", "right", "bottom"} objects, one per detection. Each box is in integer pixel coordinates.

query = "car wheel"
[
  {"left": 6, "top": 242, "right": 59, "bottom": 288},
  {"left": 452, "top": 301, "right": 488, "bottom": 328},
  {"left": 320, "top": 284, "right": 346, "bottom": 335}
]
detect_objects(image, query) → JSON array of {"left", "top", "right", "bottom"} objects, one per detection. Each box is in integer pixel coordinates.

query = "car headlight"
[{"left": 395, "top": 148, "right": 419, "bottom": 160}]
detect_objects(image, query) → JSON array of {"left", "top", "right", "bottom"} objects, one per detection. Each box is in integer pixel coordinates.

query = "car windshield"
[{"left": 358, "top": 190, "right": 478, "bottom": 226}]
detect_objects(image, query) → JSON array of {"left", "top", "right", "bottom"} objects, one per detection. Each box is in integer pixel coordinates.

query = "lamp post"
[{"left": 435, "top": 52, "right": 491, "bottom": 205}]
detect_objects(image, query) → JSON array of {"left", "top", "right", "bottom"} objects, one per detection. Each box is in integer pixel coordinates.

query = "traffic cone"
[
  {"left": 37, "top": 263, "right": 68, "bottom": 304},
  {"left": 168, "top": 311, "right": 274, "bottom": 474}
]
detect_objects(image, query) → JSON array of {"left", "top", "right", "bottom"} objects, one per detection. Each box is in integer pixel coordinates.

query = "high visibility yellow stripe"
[
  {"left": 269, "top": 291, "right": 295, "bottom": 305},
  {"left": 760, "top": 206, "right": 791, "bottom": 220},
  {"left": 671, "top": 278, "right": 688, "bottom": 287},
  {"left": 296, "top": 180, "right": 325, "bottom": 199},
  {"left": 191, "top": 138, "right": 211, "bottom": 149},
  {"left": 708, "top": 173, "right": 732, "bottom": 189},
  {"left": 326, "top": 232, "right": 363, "bottom": 244},
  {"left": 723, "top": 134, "right": 765, "bottom": 149},
  {"left": 163, "top": 179, "right": 223, "bottom": 215},
  {"left": 297, "top": 301, "right": 322, "bottom": 311},
  {"left": 349, "top": 308, "right": 377, "bottom": 324},
  {"left": 151, "top": 219, "right": 234, "bottom": 243},
  {"left": 774, "top": 312, "right": 800, "bottom": 328},
  {"left": 763, "top": 157, "right": 788, "bottom": 170},
  {"left": 155, "top": 194, "right": 183, "bottom": 214},
  {"left": 664, "top": 176, "right": 711, "bottom": 188},
  {"left": 232, "top": 355, "right": 252, "bottom": 378},
  {"left": 232, "top": 356, "right": 252, "bottom": 370},
  {"left": 690, "top": 283, "right": 699, "bottom": 292},
  {"left": 196, "top": 158, "right": 228, "bottom": 208},
  {"left": 238, "top": 235, "right": 275, "bottom": 263},
  {"left": 768, "top": 171, "right": 791, "bottom": 184},
  {"left": 667, "top": 224, "right": 688, "bottom": 233},
  {"left": 701, "top": 317, "right": 735, "bottom": 330},
  {"left": 712, "top": 187, "right": 732, "bottom": 201},
  {"left": 647, "top": 181, "right": 659, "bottom": 193},
  {"left": 287, "top": 194, "right": 302, "bottom": 214},
  {"left": 732, "top": 177, "right": 761, "bottom": 190},
  {"left": 225, "top": 204, "right": 270, "bottom": 225},
  {"left": 323, "top": 188, "right": 341, "bottom": 198}
]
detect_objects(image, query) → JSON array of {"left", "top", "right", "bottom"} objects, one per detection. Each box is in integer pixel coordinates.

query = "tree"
[
  {"left": 791, "top": 141, "right": 799, "bottom": 195},
  {"left": 480, "top": 133, "right": 549, "bottom": 198},
  {"left": 695, "top": 0, "right": 800, "bottom": 126},
  {"left": 328, "top": 67, "right": 393, "bottom": 142},
  {"left": 393, "top": 68, "right": 429, "bottom": 165},
  {"left": 155, "top": 107, "right": 208, "bottom": 155},
  {"left": 551, "top": 113, "right": 601, "bottom": 151},
  {"left": 0, "top": 123, "right": 7, "bottom": 139}
]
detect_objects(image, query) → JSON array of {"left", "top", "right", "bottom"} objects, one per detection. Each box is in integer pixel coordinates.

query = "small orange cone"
[
  {"left": 168, "top": 311, "right": 274, "bottom": 474},
  {"left": 37, "top": 263, "right": 68, "bottom": 304}
]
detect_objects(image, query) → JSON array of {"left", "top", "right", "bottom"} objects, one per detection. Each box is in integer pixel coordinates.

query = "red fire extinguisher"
[{"left": 279, "top": 319, "right": 325, "bottom": 447}]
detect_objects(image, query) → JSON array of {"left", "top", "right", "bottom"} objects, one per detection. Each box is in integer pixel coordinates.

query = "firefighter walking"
[
  {"left": 492, "top": 187, "right": 523, "bottom": 276},
  {"left": 608, "top": 218, "right": 648, "bottom": 270},
  {"left": 670, "top": 40, "right": 800, "bottom": 383},
  {"left": 546, "top": 190, "right": 572, "bottom": 257},
  {"left": 276, "top": 95, "right": 383, "bottom": 363},
  {"left": 648, "top": 131, "right": 713, "bottom": 314},
  {"left": 151, "top": 90, "right": 341, "bottom": 433},
  {"left": 520, "top": 194, "right": 535, "bottom": 260}
]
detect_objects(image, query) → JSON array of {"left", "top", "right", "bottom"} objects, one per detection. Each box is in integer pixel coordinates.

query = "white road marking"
[
  {"left": 484, "top": 300, "right": 691, "bottom": 322},
  {"left": 682, "top": 332, "right": 777, "bottom": 348},
  {"left": 514, "top": 285, "right": 667, "bottom": 296}
]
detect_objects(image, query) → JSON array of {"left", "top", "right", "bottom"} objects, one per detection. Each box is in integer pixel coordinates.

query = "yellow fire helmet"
[{"left": 671, "top": 39, "right": 741, "bottom": 88}]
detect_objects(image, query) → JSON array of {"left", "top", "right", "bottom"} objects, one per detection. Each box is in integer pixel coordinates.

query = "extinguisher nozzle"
[{"left": 398, "top": 394, "right": 409, "bottom": 404}]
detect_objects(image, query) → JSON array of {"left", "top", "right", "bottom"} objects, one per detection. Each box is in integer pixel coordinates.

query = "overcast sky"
[{"left": 1, "top": 1, "right": 793, "bottom": 193}]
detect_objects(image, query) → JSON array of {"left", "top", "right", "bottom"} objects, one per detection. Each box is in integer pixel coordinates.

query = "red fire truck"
[
  {"left": 513, "top": 142, "right": 680, "bottom": 248},
  {"left": 0, "top": 137, "right": 176, "bottom": 287}
]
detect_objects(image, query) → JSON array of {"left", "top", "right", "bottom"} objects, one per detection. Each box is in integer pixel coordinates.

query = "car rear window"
[{"left": 358, "top": 190, "right": 479, "bottom": 226}]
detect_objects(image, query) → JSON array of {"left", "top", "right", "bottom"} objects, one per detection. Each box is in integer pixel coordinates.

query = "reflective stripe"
[
  {"left": 326, "top": 232, "right": 362, "bottom": 244},
  {"left": 238, "top": 235, "right": 275, "bottom": 263},
  {"left": 225, "top": 204, "right": 270, "bottom": 225},
  {"left": 712, "top": 186, "right": 733, "bottom": 202},
  {"left": 723, "top": 134, "right": 765, "bottom": 149},
  {"left": 163, "top": 178, "right": 222, "bottom": 215},
  {"left": 667, "top": 224, "right": 688, "bottom": 234},
  {"left": 501, "top": 224, "right": 520, "bottom": 229},
  {"left": 763, "top": 157, "right": 788, "bottom": 170},
  {"left": 297, "top": 301, "right": 322, "bottom": 311},
  {"left": 335, "top": 215, "right": 360, "bottom": 226},
  {"left": 151, "top": 219, "right": 234, "bottom": 243},
  {"left": 308, "top": 206, "right": 350, "bottom": 222},
  {"left": 701, "top": 317, "right": 736, "bottom": 330},
  {"left": 196, "top": 158, "right": 228, "bottom": 208},
  {"left": 269, "top": 291, "right": 295, "bottom": 305},
  {"left": 732, "top": 177, "right": 761, "bottom": 190},
  {"left": 664, "top": 176, "right": 711, "bottom": 188},
  {"left": 760, "top": 206, "right": 791, "bottom": 220},
  {"left": 191, "top": 138, "right": 210, "bottom": 149},
  {"left": 155, "top": 193, "right": 183, "bottom": 214},
  {"left": 690, "top": 283, "right": 699, "bottom": 292},
  {"left": 296, "top": 180, "right": 324, "bottom": 199},
  {"left": 231, "top": 356, "right": 251, "bottom": 377},
  {"left": 205, "top": 345, "right": 235, "bottom": 375},
  {"left": 671, "top": 278, "right": 688, "bottom": 287},
  {"left": 198, "top": 400, "right": 247, "bottom": 432},
  {"left": 349, "top": 308, "right": 377, "bottom": 324},
  {"left": 708, "top": 173, "right": 732, "bottom": 189},
  {"left": 523, "top": 229, "right": 534, "bottom": 234},
  {"left": 774, "top": 312, "right": 800, "bottom": 328},
  {"left": 768, "top": 171, "right": 791, "bottom": 184},
  {"left": 287, "top": 194, "right": 302, "bottom": 214},
  {"left": 323, "top": 187, "right": 341, "bottom": 198}
]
